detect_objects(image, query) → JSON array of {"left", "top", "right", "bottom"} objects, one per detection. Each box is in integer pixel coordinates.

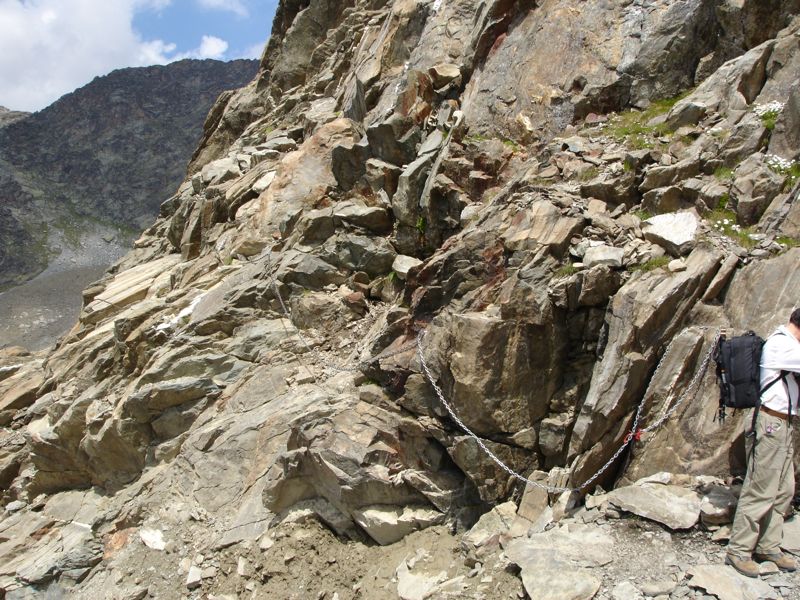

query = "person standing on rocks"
[{"left": 726, "top": 308, "right": 800, "bottom": 578}]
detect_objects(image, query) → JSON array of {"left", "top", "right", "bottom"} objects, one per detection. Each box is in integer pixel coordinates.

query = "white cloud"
[
  {"left": 0, "top": 0, "right": 179, "bottom": 112},
  {"left": 0, "top": 1, "right": 241, "bottom": 112},
  {"left": 174, "top": 35, "right": 229, "bottom": 60},
  {"left": 197, "top": 0, "right": 248, "bottom": 17}
]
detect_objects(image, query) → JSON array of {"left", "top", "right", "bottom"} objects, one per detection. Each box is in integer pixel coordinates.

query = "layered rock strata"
[{"left": 1, "top": 0, "right": 800, "bottom": 597}]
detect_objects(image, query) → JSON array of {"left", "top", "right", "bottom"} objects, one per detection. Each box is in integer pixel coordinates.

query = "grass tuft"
[{"left": 628, "top": 256, "right": 670, "bottom": 272}]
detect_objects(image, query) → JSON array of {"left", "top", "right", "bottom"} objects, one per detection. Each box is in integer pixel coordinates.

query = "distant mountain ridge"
[{"left": 0, "top": 58, "right": 258, "bottom": 290}]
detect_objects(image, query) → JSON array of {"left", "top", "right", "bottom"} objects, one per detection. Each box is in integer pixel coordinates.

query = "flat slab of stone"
[
  {"left": 687, "top": 564, "right": 777, "bottom": 600},
  {"left": 351, "top": 505, "right": 443, "bottom": 545},
  {"left": 583, "top": 244, "right": 624, "bottom": 268},
  {"left": 606, "top": 484, "right": 701, "bottom": 530},
  {"left": 642, "top": 212, "right": 699, "bottom": 256},
  {"left": 502, "top": 200, "right": 583, "bottom": 255},
  {"left": 505, "top": 523, "right": 613, "bottom": 600},
  {"left": 82, "top": 256, "right": 182, "bottom": 325}
]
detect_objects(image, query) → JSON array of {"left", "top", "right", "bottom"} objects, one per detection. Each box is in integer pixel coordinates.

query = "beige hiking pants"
[{"left": 728, "top": 410, "right": 795, "bottom": 556}]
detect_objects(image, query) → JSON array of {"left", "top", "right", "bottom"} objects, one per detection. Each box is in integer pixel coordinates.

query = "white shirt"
[{"left": 760, "top": 325, "right": 800, "bottom": 414}]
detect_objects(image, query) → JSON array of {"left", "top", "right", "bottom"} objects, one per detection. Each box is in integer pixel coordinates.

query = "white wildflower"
[
  {"left": 765, "top": 153, "right": 798, "bottom": 175},
  {"left": 752, "top": 101, "right": 784, "bottom": 117}
]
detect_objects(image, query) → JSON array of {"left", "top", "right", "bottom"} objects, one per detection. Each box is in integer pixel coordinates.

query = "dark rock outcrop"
[{"left": 0, "top": 59, "right": 258, "bottom": 290}]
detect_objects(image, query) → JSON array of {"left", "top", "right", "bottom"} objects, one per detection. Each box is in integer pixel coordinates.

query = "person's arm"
[{"left": 761, "top": 333, "right": 800, "bottom": 373}]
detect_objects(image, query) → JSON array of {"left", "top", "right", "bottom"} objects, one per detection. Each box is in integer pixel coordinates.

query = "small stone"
[
  {"left": 259, "top": 535, "right": 275, "bottom": 551},
  {"left": 671, "top": 585, "right": 690, "bottom": 598},
  {"left": 640, "top": 579, "right": 676, "bottom": 596},
  {"left": 667, "top": 259, "right": 686, "bottom": 272},
  {"left": 4, "top": 500, "right": 26, "bottom": 513},
  {"left": 710, "top": 525, "right": 730, "bottom": 543},
  {"left": 185, "top": 566, "right": 203, "bottom": 589},
  {"left": 391, "top": 255, "right": 423, "bottom": 279},
  {"left": 178, "top": 558, "right": 191, "bottom": 573},
  {"left": 537, "top": 164, "right": 559, "bottom": 178},
  {"left": 201, "top": 566, "right": 217, "bottom": 579},
  {"left": 583, "top": 244, "right": 624, "bottom": 269},
  {"left": 759, "top": 561, "right": 780, "bottom": 575},
  {"left": 612, "top": 581, "right": 643, "bottom": 600},
  {"left": 237, "top": 557, "right": 252, "bottom": 578},
  {"left": 139, "top": 528, "right": 166, "bottom": 551}
]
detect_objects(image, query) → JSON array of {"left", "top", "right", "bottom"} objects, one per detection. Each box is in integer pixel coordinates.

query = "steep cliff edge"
[
  {"left": 0, "top": 59, "right": 259, "bottom": 291},
  {"left": 1, "top": 0, "right": 800, "bottom": 597}
]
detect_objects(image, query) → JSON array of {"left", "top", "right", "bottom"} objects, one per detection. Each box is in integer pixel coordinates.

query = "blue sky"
[
  {"left": 133, "top": 0, "right": 278, "bottom": 63},
  {"left": 0, "top": 0, "right": 279, "bottom": 112}
]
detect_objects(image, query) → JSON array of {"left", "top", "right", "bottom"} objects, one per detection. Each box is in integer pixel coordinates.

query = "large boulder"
[{"left": 568, "top": 247, "right": 723, "bottom": 487}]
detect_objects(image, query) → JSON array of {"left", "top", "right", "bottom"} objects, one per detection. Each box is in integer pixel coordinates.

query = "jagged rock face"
[
  {"left": 0, "top": 59, "right": 258, "bottom": 290},
  {"left": 1, "top": 0, "right": 800, "bottom": 596}
]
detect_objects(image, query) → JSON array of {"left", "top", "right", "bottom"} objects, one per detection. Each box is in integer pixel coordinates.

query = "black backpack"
[{"left": 714, "top": 331, "right": 791, "bottom": 423}]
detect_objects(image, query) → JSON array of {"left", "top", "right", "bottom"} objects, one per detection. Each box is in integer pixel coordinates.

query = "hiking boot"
[
  {"left": 725, "top": 553, "right": 760, "bottom": 578},
  {"left": 753, "top": 551, "right": 797, "bottom": 572}
]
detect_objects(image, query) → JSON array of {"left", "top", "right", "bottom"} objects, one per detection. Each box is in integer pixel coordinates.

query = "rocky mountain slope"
[
  {"left": 1, "top": 0, "right": 800, "bottom": 598},
  {"left": 0, "top": 59, "right": 258, "bottom": 291}
]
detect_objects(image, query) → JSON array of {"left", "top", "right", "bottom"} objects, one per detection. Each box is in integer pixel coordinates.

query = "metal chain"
[
  {"left": 642, "top": 329, "right": 721, "bottom": 434},
  {"left": 259, "top": 249, "right": 721, "bottom": 495},
  {"left": 416, "top": 327, "right": 720, "bottom": 494}
]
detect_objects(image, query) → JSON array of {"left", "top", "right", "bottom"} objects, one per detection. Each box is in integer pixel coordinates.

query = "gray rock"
[
  {"left": 505, "top": 524, "right": 614, "bottom": 600},
  {"left": 262, "top": 136, "right": 297, "bottom": 152},
  {"left": 332, "top": 137, "right": 370, "bottom": 191},
  {"left": 4, "top": 500, "right": 26, "bottom": 513},
  {"left": 612, "top": 581, "right": 643, "bottom": 600},
  {"left": 392, "top": 255, "right": 423, "bottom": 279},
  {"left": 639, "top": 579, "right": 676, "bottom": 597},
  {"left": 351, "top": 505, "right": 443, "bottom": 545},
  {"left": 640, "top": 159, "right": 700, "bottom": 192},
  {"left": 699, "top": 485, "right": 737, "bottom": 526},
  {"left": 392, "top": 153, "right": 436, "bottom": 228},
  {"left": 186, "top": 565, "right": 203, "bottom": 589},
  {"left": 333, "top": 203, "right": 392, "bottom": 233},
  {"left": 731, "top": 154, "right": 785, "bottom": 225},
  {"left": 665, "top": 102, "right": 707, "bottom": 130},
  {"left": 607, "top": 483, "right": 701, "bottom": 530},
  {"left": 580, "top": 171, "right": 639, "bottom": 207},
  {"left": 501, "top": 200, "right": 583, "bottom": 256},
  {"left": 719, "top": 114, "right": 770, "bottom": 166},
  {"left": 462, "top": 500, "right": 517, "bottom": 548},
  {"left": 365, "top": 158, "right": 402, "bottom": 196},
  {"left": 322, "top": 233, "right": 397, "bottom": 278},
  {"left": 428, "top": 63, "right": 461, "bottom": 88},
  {"left": 583, "top": 245, "right": 624, "bottom": 269},
  {"left": 366, "top": 114, "right": 420, "bottom": 166},
  {"left": 643, "top": 212, "right": 700, "bottom": 256},
  {"left": 201, "top": 157, "right": 241, "bottom": 185},
  {"left": 342, "top": 78, "right": 367, "bottom": 123},
  {"left": 642, "top": 186, "right": 687, "bottom": 214},
  {"left": 687, "top": 564, "right": 777, "bottom": 600},
  {"left": 769, "top": 86, "right": 800, "bottom": 160},
  {"left": 277, "top": 251, "right": 346, "bottom": 289},
  {"left": 569, "top": 249, "right": 722, "bottom": 482}
]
